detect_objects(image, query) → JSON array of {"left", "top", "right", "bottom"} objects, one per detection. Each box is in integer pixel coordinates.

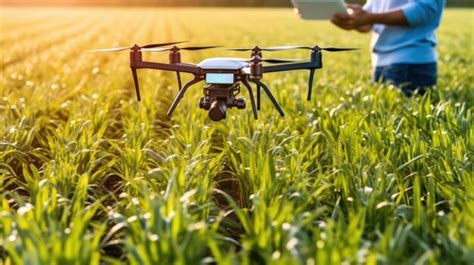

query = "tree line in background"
[{"left": 4, "top": 0, "right": 473, "bottom": 7}]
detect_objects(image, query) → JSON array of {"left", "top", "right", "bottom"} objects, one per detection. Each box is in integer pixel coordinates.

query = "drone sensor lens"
[{"left": 208, "top": 100, "right": 227, "bottom": 122}]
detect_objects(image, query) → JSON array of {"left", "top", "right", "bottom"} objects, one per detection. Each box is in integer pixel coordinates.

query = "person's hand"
[
  {"left": 346, "top": 4, "right": 373, "bottom": 28},
  {"left": 331, "top": 11, "right": 355, "bottom": 30},
  {"left": 331, "top": 4, "right": 374, "bottom": 31},
  {"left": 346, "top": 3, "right": 363, "bottom": 15}
]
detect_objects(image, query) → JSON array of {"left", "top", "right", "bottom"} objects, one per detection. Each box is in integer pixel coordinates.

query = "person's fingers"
[
  {"left": 330, "top": 16, "right": 340, "bottom": 25},
  {"left": 346, "top": 3, "right": 362, "bottom": 9},
  {"left": 331, "top": 16, "right": 355, "bottom": 30},
  {"left": 337, "top": 23, "right": 354, "bottom": 30},
  {"left": 348, "top": 11, "right": 372, "bottom": 28},
  {"left": 331, "top": 15, "right": 348, "bottom": 25},
  {"left": 331, "top": 15, "right": 341, "bottom": 23},
  {"left": 346, "top": 4, "right": 363, "bottom": 16},
  {"left": 339, "top": 24, "right": 354, "bottom": 30},
  {"left": 333, "top": 12, "right": 352, "bottom": 20}
]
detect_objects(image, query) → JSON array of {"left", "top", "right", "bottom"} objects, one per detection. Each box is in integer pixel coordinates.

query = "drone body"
[{"left": 91, "top": 43, "right": 355, "bottom": 121}]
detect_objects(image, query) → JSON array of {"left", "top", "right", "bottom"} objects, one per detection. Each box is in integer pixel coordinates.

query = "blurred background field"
[
  {"left": 0, "top": 6, "right": 473, "bottom": 265},
  {"left": 2, "top": 0, "right": 473, "bottom": 6}
]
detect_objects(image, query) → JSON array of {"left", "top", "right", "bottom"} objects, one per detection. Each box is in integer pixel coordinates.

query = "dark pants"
[{"left": 372, "top": 63, "right": 437, "bottom": 96}]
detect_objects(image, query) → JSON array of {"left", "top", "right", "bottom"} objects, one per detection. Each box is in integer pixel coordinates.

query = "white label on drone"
[{"left": 206, "top": 73, "right": 234, "bottom": 84}]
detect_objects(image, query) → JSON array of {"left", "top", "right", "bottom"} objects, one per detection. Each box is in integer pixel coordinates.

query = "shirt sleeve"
[
  {"left": 401, "top": 0, "right": 445, "bottom": 26},
  {"left": 363, "top": 0, "right": 373, "bottom": 12}
]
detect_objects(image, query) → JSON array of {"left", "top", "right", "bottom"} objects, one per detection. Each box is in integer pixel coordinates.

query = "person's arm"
[
  {"left": 332, "top": 0, "right": 444, "bottom": 31},
  {"left": 357, "top": 2, "right": 373, "bottom": 32},
  {"left": 400, "top": 0, "right": 444, "bottom": 26},
  {"left": 367, "top": 10, "right": 410, "bottom": 26}
]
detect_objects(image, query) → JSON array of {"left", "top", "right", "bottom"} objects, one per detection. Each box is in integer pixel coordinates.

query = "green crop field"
[{"left": 0, "top": 7, "right": 473, "bottom": 265}]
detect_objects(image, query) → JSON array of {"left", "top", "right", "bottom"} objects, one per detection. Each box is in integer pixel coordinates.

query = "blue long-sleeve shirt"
[{"left": 364, "top": 0, "right": 445, "bottom": 67}]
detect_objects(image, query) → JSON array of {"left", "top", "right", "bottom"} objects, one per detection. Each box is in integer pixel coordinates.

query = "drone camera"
[
  {"left": 199, "top": 83, "right": 246, "bottom": 121},
  {"left": 205, "top": 98, "right": 246, "bottom": 121},
  {"left": 208, "top": 100, "right": 227, "bottom": 121}
]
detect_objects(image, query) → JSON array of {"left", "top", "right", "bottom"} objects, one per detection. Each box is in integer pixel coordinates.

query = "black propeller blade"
[
  {"left": 181, "top": 46, "right": 221, "bottom": 51},
  {"left": 228, "top": 48, "right": 256, "bottom": 52},
  {"left": 88, "top": 41, "right": 186, "bottom": 53},
  {"left": 320, "top": 47, "right": 359, "bottom": 52},
  {"left": 140, "top": 41, "right": 187, "bottom": 49},
  {"left": 262, "top": 58, "right": 306, "bottom": 64},
  {"left": 141, "top": 46, "right": 221, "bottom": 52},
  {"left": 234, "top": 58, "right": 306, "bottom": 64},
  {"left": 228, "top": 46, "right": 358, "bottom": 52},
  {"left": 88, "top": 46, "right": 134, "bottom": 53}
]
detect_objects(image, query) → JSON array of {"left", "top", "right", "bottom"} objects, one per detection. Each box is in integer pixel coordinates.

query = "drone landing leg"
[
  {"left": 307, "top": 69, "right": 315, "bottom": 101},
  {"left": 176, "top": 72, "right": 183, "bottom": 90},
  {"left": 253, "top": 80, "right": 285, "bottom": 117},
  {"left": 131, "top": 67, "right": 141, "bottom": 101},
  {"left": 242, "top": 78, "right": 258, "bottom": 120},
  {"left": 257, "top": 85, "right": 261, "bottom": 110},
  {"left": 167, "top": 77, "right": 202, "bottom": 117}
]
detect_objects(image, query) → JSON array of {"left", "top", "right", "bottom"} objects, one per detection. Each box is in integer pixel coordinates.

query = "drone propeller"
[
  {"left": 228, "top": 48, "right": 260, "bottom": 52},
  {"left": 261, "top": 58, "right": 306, "bottom": 64},
  {"left": 141, "top": 46, "right": 221, "bottom": 52},
  {"left": 234, "top": 58, "right": 305, "bottom": 64},
  {"left": 228, "top": 46, "right": 358, "bottom": 52},
  {"left": 264, "top": 46, "right": 359, "bottom": 52},
  {"left": 88, "top": 41, "right": 186, "bottom": 53}
]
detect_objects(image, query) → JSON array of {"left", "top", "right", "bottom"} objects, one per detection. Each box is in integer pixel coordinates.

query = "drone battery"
[{"left": 206, "top": 73, "right": 234, "bottom": 84}]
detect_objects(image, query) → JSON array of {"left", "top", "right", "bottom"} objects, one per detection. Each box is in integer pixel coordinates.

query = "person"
[{"left": 331, "top": 0, "right": 446, "bottom": 96}]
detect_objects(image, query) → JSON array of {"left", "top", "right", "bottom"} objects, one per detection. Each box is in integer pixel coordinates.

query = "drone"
[{"left": 89, "top": 41, "right": 357, "bottom": 121}]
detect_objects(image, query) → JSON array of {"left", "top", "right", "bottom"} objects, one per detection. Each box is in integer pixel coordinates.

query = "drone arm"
[
  {"left": 262, "top": 62, "right": 320, "bottom": 73},
  {"left": 263, "top": 62, "right": 320, "bottom": 102},
  {"left": 167, "top": 76, "right": 203, "bottom": 117},
  {"left": 257, "top": 84, "right": 261, "bottom": 110},
  {"left": 307, "top": 69, "right": 315, "bottom": 101},
  {"left": 251, "top": 80, "right": 285, "bottom": 117},
  {"left": 132, "top": 61, "right": 201, "bottom": 75},
  {"left": 130, "top": 67, "right": 141, "bottom": 101},
  {"left": 176, "top": 72, "right": 183, "bottom": 90},
  {"left": 241, "top": 78, "right": 258, "bottom": 120},
  {"left": 129, "top": 62, "right": 198, "bottom": 101}
]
